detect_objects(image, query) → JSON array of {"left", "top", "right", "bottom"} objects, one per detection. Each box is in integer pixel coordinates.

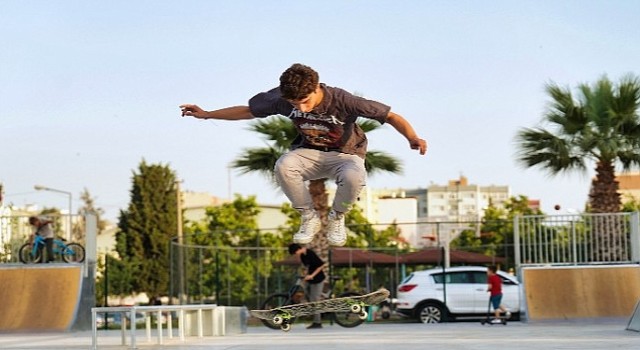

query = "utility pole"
[{"left": 175, "top": 179, "right": 185, "bottom": 304}]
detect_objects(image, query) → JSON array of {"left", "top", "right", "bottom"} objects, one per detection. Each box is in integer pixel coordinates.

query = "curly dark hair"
[
  {"left": 288, "top": 243, "right": 302, "bottom": 255},
  {"left": 279, "top": 63, "right": 319, "bottom": 100}
]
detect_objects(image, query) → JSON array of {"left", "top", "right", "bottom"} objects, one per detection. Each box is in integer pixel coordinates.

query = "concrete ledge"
[
  {"left": 91, "top": 304, "right": 247, "bottom": 349},
  {"left": 183, "top": 306, "right": 248, "bottom": 336}
]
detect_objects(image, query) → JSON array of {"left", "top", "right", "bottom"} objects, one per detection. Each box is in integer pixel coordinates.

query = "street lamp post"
[{"left": 34, "top": 185, "right": 72, "bottom": 241}]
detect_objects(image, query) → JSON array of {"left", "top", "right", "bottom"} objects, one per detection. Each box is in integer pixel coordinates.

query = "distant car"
[
  {"left": 96, "top": 312, "right": 123, "bottom": 327},
  {"left": 96, "top": 311, "right": 146, "bottom": 327},
  {"left": 395, "top": 266, "right": 521, "bottom": 323}
]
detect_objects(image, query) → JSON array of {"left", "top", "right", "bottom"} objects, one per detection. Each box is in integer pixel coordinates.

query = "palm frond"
[
  {"left": 544, "top": 83, "right": 588, "bottom": 135},
  {"left": 231, "top": 147, "right": 284, "bottom": 183},
  {"left": 515, "top": 127, "right": 586, "bottom": 174},
  {"left": 248, "top": 116, "right": 297, "bottom": 150},
  {"left": 365, "top": 151, "right": 403, "bottom": 175},
  {"left": 234, "top": 115, "right": 404, "bottom": 183},
  {"left": 357, "top": 118, "right": 383, "bottom": 132}
]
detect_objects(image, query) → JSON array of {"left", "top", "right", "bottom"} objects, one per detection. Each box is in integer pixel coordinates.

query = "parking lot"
[{"left": 0, "top": 318, "right": 638, "bottom": 350}]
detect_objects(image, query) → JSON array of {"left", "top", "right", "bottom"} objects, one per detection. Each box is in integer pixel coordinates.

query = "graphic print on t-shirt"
[{"left": 288, "top": 109, "right": 345, "bottom": 147}]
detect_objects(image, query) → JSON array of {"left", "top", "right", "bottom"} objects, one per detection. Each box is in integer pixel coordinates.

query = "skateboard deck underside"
[{"left": 251, "top": 288, "right": 390, "bottom": 320}]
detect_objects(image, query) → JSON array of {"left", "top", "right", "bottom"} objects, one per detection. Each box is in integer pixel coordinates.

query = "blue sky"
[{"left": 2, "top": 1, "right": 639, "bottom": 221}]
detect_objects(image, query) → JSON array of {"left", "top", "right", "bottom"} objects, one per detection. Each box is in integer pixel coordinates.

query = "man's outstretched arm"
[
  {"left": 180, "top": 104, "right": 254, "bottom": 120},
  {"left": 386, "top": 111, "right": 428, "bottom": 155}
]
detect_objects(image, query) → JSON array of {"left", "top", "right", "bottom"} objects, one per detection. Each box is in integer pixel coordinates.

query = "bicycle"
[
  {"left": 259, "top": 275, "right": 365, "bottom": 330},
  {"left": 19, "top": 235, "right": 86, "bottom": 264}
]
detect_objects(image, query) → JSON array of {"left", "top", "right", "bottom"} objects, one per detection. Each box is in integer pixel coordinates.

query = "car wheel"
[{"left": 417, "top": 303, "right": 445, "bottom": 323}]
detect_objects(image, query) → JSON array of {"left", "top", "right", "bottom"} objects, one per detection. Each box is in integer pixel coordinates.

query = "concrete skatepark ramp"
[
  {"left": 522, "top": 265, "right": 640, "bottom": 320},
  {"left": 0, "top": 265, "right": 83, "bottom": 331}
]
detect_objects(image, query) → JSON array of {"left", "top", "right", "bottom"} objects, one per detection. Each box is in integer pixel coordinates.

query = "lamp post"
[{"left": 34, "top": 185, "right": 72, "bottom": 240}]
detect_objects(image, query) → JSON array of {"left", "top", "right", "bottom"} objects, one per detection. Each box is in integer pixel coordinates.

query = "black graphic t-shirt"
[
  {"left": 300, "top": 249, "right": 326, "bottom": 285},
  {"left": 248, "top": 84, "right": 390, "bottom": 158}
]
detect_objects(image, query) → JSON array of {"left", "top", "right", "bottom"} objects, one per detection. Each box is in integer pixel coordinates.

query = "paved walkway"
[{"left": 0, "top": 319, "right": 638, "bottom": 349}]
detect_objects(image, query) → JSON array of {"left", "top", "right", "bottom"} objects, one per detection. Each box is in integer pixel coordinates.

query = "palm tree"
[
  {"left": 515, "top": 75, "right": 640, "bottom": 260},
  {"left": 515, "top": 75, "right": 640, "bottom": 213},
  {"left": 232, "top": 116, "right": 402, "bottom": 260}
]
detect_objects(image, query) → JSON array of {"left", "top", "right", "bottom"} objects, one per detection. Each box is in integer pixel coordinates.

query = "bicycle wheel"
[
  {"left": 259, "top": 293, "right": 293, "bottom": 330},
  {"left": 19, "top": 243, "right": 42, "bottom": 264},
  {"left": 62, "top": 243, "right": 86, "bottom": 263},
  {"left": 333, "top": 292, "right": 366, "bottom": 328}
]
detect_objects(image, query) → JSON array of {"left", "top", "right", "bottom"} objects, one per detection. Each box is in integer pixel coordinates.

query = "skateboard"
[{"left": 251, "top": 288, "right": 390, "bottom": 332}]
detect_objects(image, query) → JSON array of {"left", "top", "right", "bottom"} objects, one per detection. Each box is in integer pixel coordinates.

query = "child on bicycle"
[
  {"left": 28, "top": 216, "right": 54, "bottom": 263},
  {"left": 288, "top": 243, "right": 327, "bottom": 329}
]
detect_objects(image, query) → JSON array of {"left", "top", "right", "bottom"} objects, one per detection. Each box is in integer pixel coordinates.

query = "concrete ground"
[{"left": 0, "top": 318, "right": 638, "bottom": 350}]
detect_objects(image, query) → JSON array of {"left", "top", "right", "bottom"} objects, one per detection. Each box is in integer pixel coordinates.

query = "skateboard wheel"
[
  {"left": 281, "top": 323, "right": 291, "bottom": 332},
  {"left": 273, "top": 316, "right": 283, "bottom": 325},
  {"left": 358, "top": 311, "right": 368, "bottom": 320},
  {"left": 350, "top": 304, "right": 362, "bottom": 313}
]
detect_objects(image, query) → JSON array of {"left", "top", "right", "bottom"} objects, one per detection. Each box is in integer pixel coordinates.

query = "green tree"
[
  {"left": 451, "top": 195, "right": 541, "bottom": 268},
  {"left": 515, "top": 75, "right": 640, "bottom": 213},
  {"left": 232, "top": 116, "right": 402, "bottom": 261},
  {"left": 95, "top": 253, "right": 139, "bottom": 305},
  {"left": 112, "top": 160, "right": 178, "bottom": 297},
  {"left": 622, "top": 196, "right": 640, "bottom": 212},
  {"left": 185, "top": 195, "right": 288, "bottom": 305}
]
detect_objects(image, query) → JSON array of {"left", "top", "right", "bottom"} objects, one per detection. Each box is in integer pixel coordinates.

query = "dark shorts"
[{"left": 490, "top": 294, "right": 503, "bottom": 309}]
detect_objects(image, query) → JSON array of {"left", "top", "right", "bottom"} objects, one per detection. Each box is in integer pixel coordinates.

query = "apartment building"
[
  {"left": 425, "top": 176, "right": 510, "bottom": 222},
  {"left": 617, "top": 172, "right": 640, "bottom": 204},
  {"left": 328, "top": 176, "right": 511, "bottom": 248}
]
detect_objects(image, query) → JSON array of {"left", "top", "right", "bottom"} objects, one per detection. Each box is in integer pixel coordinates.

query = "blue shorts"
[{"left": 490, "top": 294, "right": 503, "bottom": 309}]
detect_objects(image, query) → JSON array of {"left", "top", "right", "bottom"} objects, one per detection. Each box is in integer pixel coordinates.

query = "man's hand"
[
  {"left": 179, "top": 104, "right": 208, "bottom": 119},
  {"left": 179, "top": 105, "right": 254, "bottom": 120},
  {"left": 304, "top": 275, "right": 313, "bottom": 281},
  {"left": 410, "top": 137, "right": 428, "bottom": 155},
  {"left": 385, "top": 112, "right": 428, "bottom": 156}
]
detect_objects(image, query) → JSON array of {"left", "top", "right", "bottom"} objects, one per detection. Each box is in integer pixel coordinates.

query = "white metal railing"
[
  {"left": 514, "top": 212, "right": 640, "bottom": 269},
  {"left": 91, "top": 304, "right": 225, "bottom": 349}
]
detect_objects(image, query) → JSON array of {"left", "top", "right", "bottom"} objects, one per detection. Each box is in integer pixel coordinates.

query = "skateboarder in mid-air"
[
  {"left": 181, "top": 63, "right": 427, "bottom": 246},
  {"left": 288, "top": 243, "right": 326, "bottom": 329}
]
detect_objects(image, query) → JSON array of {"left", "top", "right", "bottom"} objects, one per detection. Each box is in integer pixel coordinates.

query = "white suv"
[{"left": 395, "top": 266, "right": 520, "bottom": 323}]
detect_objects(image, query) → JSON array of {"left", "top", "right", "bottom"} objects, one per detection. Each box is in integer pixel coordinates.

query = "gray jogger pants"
[{"left": 274, "top": 148, "right": 366, "bottom": 213}]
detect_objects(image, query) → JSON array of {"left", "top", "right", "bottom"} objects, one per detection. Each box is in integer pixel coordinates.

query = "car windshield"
[{"left": 400, "top": 274, "right": 415, "bottom": 284}]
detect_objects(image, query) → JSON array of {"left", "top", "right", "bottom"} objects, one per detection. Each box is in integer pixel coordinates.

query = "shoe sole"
[
  {"left": 328, "top": 238, "right": 346, "bottom": 246},
  {"left": 293, "top": 236, "right": 314, "bottom": 244}
]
